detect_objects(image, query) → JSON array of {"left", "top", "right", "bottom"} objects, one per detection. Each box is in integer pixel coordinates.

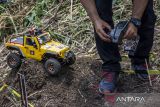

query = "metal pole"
[{"left": 18, "top": 73, "right": 28, "bottom": 107}]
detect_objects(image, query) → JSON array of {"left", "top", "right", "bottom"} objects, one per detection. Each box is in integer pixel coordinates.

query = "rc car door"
[{"left": 24, "top": 37, "right": 41, "bottom": 60}]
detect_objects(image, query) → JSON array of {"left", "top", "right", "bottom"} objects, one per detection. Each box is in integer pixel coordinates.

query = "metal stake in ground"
[
  {"left": 18, "top": 73, "right": 28, "bottom": 107},
  {"left": 145, "top": 59, "right": 152, "bottom": 86}
]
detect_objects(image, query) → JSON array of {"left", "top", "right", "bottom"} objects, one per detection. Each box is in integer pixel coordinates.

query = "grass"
[{"left": 0, "top": 0, "right": 160, "bottom": 51}]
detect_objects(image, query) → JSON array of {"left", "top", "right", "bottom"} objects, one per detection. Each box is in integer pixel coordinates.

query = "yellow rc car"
[{"left": 5, "top": 29, "right": 76, "bottom": 75}]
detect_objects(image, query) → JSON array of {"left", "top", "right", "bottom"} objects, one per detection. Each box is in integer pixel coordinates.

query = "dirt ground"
[
  {"left": 0, "top": 28, "right": 160, "bottom": 107},
  {"left": 0, "top": 56, "right": 160, "bottom": 107}
]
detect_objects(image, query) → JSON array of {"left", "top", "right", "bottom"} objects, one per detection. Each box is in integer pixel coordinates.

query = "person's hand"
[
  {"left": 94, "top": 19, "right": 111, "bottom": 42},
  {"left": 124, "top": 23, "right": 138, "bottom": 39}
]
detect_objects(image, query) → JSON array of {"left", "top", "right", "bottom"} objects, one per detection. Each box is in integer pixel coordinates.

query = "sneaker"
[
  {"left": 132, "top": 64, "right": 158, "bottom": 81},
  {"left": 99, "top": 71, "right": 119, "bottom": 106},
  {"left": 99, "top": 72, "right": 118, "bottom": 91}
]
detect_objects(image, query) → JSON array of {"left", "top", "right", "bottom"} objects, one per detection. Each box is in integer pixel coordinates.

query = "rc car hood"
[{"left": 41, "top": 41, "right": 69, "bottom": 53}]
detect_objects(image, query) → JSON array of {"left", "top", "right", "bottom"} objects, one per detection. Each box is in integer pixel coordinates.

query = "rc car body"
[{"left": 5, "top": 29, "right": 76, "bottom": 75}]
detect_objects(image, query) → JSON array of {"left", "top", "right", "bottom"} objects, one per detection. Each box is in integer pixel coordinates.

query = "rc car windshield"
[{"left": 38, "top": 33, "right": 52, "bottom": 45}]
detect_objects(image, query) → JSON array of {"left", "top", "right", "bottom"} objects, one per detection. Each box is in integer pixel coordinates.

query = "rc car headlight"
[{"left": 65, "top": 52, "right": 68, "bottom": 58}]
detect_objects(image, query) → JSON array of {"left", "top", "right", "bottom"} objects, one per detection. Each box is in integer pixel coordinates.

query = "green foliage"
[
  {"left": 0, "top": 5, "right": 6, "bottom": 14},
  {"left": 0, "top": 0, "right": 160, "bottom": 45},
  {"left": 23, "top": 0, "right": 57, "bottom": 27}
]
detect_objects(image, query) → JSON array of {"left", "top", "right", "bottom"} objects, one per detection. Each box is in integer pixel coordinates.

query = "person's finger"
[
  {"left": 97, "top": 31, "right": 106, "bottom": 40},
  {"left": 125, "top": 27, "right": 135, "bottom": 39},
  {"left": 124, "top": 29, "right": 130, "bottom": 38},
  {"left": 97, "top": 32, "right": 111, "bottom": 42},
  {"left": 99, "top": 34, "right": 111, "bottom": 42},
  {"left": 103, "top": 22, "right": 111, "bottom": 31},
  {"left": 96, "top": 27, "right": 109, "bottom": 38},
  {"left": 99, "top": 30, "right": 111, "bottom": 42},
  {"left": 127, "top": 30, "right": 133, "bottom": 39},
  {"left": 100, "top": 29, "right": 110, "bottom": 38},
  {"left": 133, "top": 32, "right": 138, "bottom": 37}
]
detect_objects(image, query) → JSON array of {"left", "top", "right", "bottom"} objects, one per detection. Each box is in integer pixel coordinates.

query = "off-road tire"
[
  {"left": 44, "top": 58, "right": 61, "bottom": 75},
  {"left": 66, "top": 51, "right": 76, "bottom": 65},
  {"left": 7, "top": 53, "right": 22, "bottom": 69}
]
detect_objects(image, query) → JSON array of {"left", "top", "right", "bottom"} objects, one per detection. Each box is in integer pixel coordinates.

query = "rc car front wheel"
[
  {"left": 7, "top": 53, "right": 22, "bottom": 69},
  {"left": 44, "top": 58, "right": 61, "bottom": 75},
  {"left": 66, "top": 51, "right": 76, "bottom": 65}
]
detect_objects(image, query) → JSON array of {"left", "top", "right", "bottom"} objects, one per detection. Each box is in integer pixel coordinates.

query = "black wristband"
[{"left": 130, "top": 18, "right": 141, "bottom": 28}]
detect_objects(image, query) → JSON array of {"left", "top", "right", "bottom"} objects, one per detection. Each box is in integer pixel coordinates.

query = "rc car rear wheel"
[
  {"left": 7, "top": 53, "right": 22, "bottom": 69},
  {"left": 44, "top": 58, "right": 61, "bottom": 75},
  {"left": 66, "top": 51, "right": 76, "bottom": 65}
]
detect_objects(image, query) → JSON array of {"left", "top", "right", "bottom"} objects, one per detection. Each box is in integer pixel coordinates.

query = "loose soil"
[{"left": 0, "top": 29, "right": 160, "bottom": 107}]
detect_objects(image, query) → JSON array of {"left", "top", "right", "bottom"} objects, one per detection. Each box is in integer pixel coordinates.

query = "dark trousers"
[{"left": 95, "top": 0, "right": 157, "bottom": 72}]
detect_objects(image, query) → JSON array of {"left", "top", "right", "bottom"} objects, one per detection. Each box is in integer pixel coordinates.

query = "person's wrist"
[{"left": 91, "top": 16, "right": 101, "bottom": 24}]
